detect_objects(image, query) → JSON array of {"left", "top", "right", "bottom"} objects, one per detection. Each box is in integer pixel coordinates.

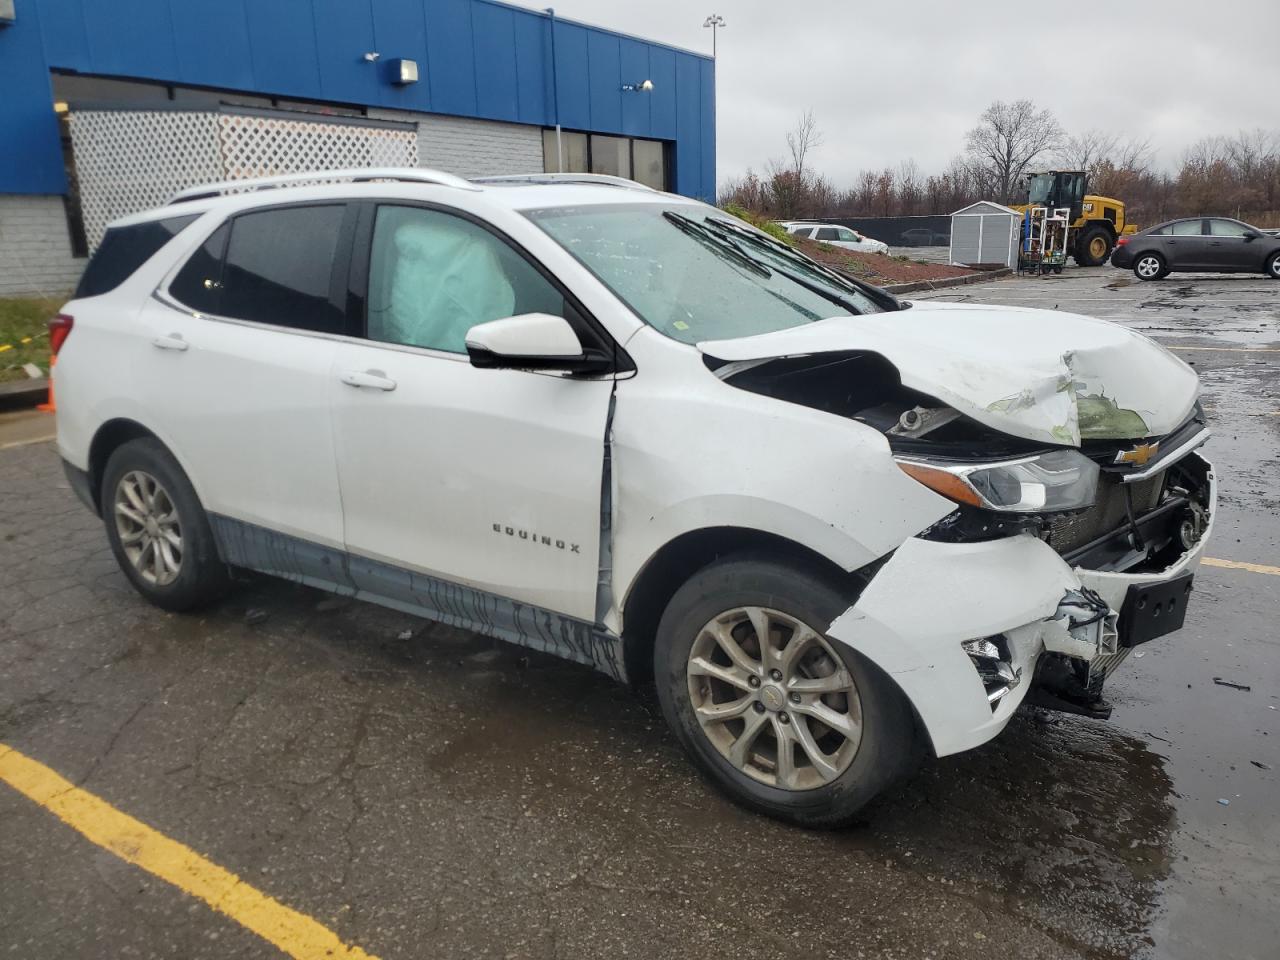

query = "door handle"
[
  {"left": 152, "top": 334, "right": 189, "bottom": 352},
  {"left": 340, "top": 370, "right": 397, "bottom": 391}
]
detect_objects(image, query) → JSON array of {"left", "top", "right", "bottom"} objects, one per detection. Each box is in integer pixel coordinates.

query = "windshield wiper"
[
  {"left": 695, "top": 216, "right": 876, "bottom": 316},
  {"left": 662, "top": 211, "right": 772, "bottom": 279},
  {"left": 703, "top": 217, "right": 906, "bottom": 313}
]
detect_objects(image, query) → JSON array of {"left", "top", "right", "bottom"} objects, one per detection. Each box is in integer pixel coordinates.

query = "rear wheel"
[
  {"left": 1074, "top": 225, "right": 1113, "bottom": 266},
  {"left": 1266, "top": 251, "right": 1280, "bottom": 279},
  {"left": 653, "top": 555, "right": 917, "bottom": 828},
  {"left": 102, "top": 438, "right": 230, "bottom": 611},
  {"left": 1134, "top": 252, "right": 1166, "bottom": 281}
]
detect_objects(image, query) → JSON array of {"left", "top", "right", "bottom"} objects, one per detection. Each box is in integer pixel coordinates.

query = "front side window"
[
  {"left": 836, "top": 228, "right": 858, "bottom": 242},
  {"left": 528, "top": 203, "right": 887, "bottom": 345},
  {"left": 1171, "top": 219, "right": 1204, "bottom": 236},
  {"left": 366, "top": 205, "right": 565, "bottom": 354},
  {"left": 1207, "top": 218, "right": 1251, "bottom": 238},
  {"left": 815, "top": 227, "right": 840, "bottom": 241}
]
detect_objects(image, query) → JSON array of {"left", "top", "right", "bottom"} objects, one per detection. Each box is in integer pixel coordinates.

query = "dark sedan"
[{"left": 1110, "top": 216, "right": 1280, "bottom": 281}]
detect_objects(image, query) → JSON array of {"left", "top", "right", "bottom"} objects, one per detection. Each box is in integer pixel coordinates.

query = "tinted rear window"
[{"left": 75, "top": 215, "right": 199, "bottom": 298}]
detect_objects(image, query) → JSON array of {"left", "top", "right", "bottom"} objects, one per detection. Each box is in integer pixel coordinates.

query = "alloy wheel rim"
[
  {"left": 1138, "top": 257, "right": 1160, "bottom": 277},
  {"left": 686, "top": 606, "right": 862, "bottom": 790},
  {"left": 114, "top": 470, "right": 183, "bottom": 586}
]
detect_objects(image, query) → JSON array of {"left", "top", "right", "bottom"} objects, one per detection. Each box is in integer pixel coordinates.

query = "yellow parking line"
[
  {"left": 0, "top": 744, "right": 378, "bottom": 960},
  {"left": 1201, "top": 557, "right": 1280, "bottom": 577}
]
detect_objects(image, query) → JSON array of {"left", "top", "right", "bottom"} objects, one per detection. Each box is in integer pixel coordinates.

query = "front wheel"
[
  {"left": 653, "top": 555, "right": 917, "bottom": 828},
  {"left": 1266, "top": 251, "right": 1280, "bottom": 279},
  {"left": 1134, "top": 252, "right": 1167, "bottom": 281},
  {"left": 1074, "top": 225, "right": 1113, "bottom": 266}
]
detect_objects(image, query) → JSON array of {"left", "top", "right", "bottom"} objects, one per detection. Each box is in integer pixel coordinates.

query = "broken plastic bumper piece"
[{"left": 827, "top": 458, "right": 1214, "bottom": 757}]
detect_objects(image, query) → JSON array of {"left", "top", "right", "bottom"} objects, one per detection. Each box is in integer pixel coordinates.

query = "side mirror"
[
  {"left": 1243, "top": 231, "right": 1259, "bottom": 241},
  {"left": 465, "top": 312, "right": 609, "bottom": 374}
]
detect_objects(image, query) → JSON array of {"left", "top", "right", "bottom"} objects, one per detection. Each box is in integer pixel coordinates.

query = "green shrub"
[{"left": 718, "top": 202, "right": 795, "bottom": 245}]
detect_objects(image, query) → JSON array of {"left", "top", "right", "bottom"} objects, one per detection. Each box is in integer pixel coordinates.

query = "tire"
[
  {"left": 101, "top": 437, "right": 230, "bottom": 612},
  {"left": 1133, "top": 252, "right": 1166, "bottom": 281},
  {"left": 1074, "top": 225, "right": 1113, "bottom": 266},
  {"left": 653, "top": 554, "right": 917, "bottom": 828},
  {"left": 1266, "top": 251, "right": 1280, "bottom": 279}
]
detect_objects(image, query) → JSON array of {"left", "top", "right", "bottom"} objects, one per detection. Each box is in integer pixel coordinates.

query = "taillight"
[
  {"left": 49, "top": 314, "right": 74, "bottom": 356},
  {"left": 1115, "top": 236, "right": 1129, "bottom": 247}
]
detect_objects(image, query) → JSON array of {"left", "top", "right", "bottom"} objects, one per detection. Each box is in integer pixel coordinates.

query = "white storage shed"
[{"left": 949, "top": 201, "right": 1022, "bottom": 269}]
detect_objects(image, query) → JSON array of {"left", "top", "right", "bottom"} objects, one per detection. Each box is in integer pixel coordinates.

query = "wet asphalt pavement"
[{"left": 1, "top": 266, "right": 1277, "bottom": 959}]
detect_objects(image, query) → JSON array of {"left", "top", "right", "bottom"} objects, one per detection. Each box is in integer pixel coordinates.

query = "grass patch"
[
  {"left": 718, "top": 203, "right": 795, "bottom": 245},
  {"left": 0, "top": 297, "right": 61, "bottom": 383}
]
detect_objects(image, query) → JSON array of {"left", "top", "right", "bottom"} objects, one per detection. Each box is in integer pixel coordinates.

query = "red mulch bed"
[{"left": 793, "top": 238, "right": 978, "bottom": 285}]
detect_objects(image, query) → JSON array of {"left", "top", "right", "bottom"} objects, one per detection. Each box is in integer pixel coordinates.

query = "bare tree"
[
  {"left": 897, "top": 159, "right": 922, "bottom": 215},
  {"left": 1057, "top": 129, "right": 1121, "bottom": 173},
  {"left": 965, "top": 99, "right": 1064, "bottom": 202},
  {"left": 786, "top": 110, "right": 823, "bottom": 181}
]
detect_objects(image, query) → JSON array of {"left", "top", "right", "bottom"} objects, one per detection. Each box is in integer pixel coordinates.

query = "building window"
[
  {"left": 542, "top": 129, "right": 668, "bottom": 190},
  {"left": 590, "top": 135, "right": 630, "bottom": 179},
  {"left": 632, "top": 139, "right": 666, "bottom": 190}
]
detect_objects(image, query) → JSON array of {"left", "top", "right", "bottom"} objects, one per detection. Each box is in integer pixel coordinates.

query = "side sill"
[{"left": 208, "top": 514, "right": 628, "bottom": 683}]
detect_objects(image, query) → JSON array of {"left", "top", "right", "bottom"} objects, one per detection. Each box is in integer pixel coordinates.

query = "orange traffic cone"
[{"left": 36, "top": 354, "right": 56, "bottom": 413}]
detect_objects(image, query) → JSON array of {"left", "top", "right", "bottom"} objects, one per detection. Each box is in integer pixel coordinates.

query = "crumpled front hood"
[{"left": 700, "top": 301, "right": 1200, "bottom": 445}]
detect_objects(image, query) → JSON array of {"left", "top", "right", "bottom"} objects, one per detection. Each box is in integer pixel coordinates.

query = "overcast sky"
[{"left": 514, "top": 0, "right": 1280, "bottom": 188}]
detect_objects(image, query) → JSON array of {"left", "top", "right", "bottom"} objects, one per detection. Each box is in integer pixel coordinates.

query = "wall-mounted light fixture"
[
  {"left": 0, "top": 0, "right": 16, "bottom": 27},
  {"left": 389, "top": 58, "right": 419, "bottom": 85},
  {"left": 621, "top": 80, "right": 654, "bottom": 93},
  {"left": 362, "top": 51, "right": 381, "bottom": 62}
]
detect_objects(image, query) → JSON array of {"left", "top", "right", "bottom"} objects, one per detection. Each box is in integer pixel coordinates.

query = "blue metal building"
[{"left": 0, "top": 0, "right": 715, "bottom": 295}]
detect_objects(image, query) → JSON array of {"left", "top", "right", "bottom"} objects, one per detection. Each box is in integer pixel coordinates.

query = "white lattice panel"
[
  {"left": 217, "top": 114, "right": 417, "bottom": 180},
  {"left": 69, "top": 109, "right": 419, "bottom": 250},
  {"left": 69, "top": 110, "right": 222, "bottom": 248}
]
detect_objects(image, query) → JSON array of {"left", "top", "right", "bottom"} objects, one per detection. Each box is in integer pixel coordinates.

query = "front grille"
[{"left": 1043, "top": 470, "right": 1164, "bottom": 556}]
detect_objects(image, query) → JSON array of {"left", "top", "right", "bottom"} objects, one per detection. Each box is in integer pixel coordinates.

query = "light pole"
[{"left": 702, "top": 14, "right": 725, "bottom": 59}]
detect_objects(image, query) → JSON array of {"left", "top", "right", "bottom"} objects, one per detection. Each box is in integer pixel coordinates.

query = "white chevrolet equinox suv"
[{"left": 54, "top": 169, "right": 1215, "bottom": 827}]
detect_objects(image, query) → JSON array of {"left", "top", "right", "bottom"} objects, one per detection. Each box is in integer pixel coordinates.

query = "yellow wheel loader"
[{"left": 1011, "top": 171, "right": 1138, "bottom": 267}]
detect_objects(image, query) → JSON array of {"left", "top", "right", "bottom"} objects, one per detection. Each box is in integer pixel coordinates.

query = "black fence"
[{"left": 820, "top": 215, "right": 952, "bottom": 247}]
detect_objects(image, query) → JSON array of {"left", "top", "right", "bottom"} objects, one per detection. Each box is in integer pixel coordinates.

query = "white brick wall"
[
  {"left": 368, "top": 110, "right": 543, "bottom": 178},
  {"left": 0, "top": 195, "right": 84, "bottom": 298}
]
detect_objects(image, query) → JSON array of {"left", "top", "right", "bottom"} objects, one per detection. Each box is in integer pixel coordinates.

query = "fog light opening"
[{"left": 962, "top": 634, "right": 1021, "bottom": 710}]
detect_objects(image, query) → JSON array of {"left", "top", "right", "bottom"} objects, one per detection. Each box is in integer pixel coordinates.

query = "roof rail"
[
  {"left": 168, "top": 167, "right": 480, "bottom": 204},
  {"left": 470, "top": 173, "right": 658, "bottom": 192}
]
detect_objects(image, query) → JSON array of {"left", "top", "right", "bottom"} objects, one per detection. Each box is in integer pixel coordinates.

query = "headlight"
[{"left": 896, "top": 449, "right": 1099, "bottom": 513}]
